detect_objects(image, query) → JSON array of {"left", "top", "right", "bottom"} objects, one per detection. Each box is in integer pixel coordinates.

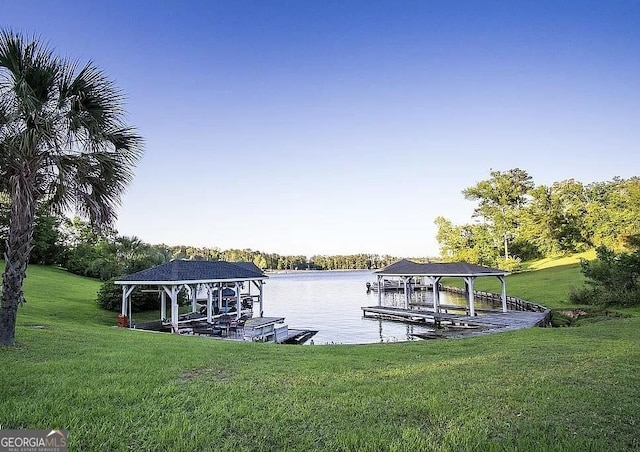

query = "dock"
[
  {"left": 281, "top": 329, "right": 319, "bottom": 344},
  {"left": 361, "top": 305, "right": 550, "bottom": 334},
  {"left": 135, "top": 315, "right": 317, "bottom": 344}
]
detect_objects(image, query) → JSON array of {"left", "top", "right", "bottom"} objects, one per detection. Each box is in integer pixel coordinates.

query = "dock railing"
[{"left": 441, "top": 286, "right": 548, "bottom": 312}]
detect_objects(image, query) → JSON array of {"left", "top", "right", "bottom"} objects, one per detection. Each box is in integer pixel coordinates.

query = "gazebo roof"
[
  {"left": 231, "top": 261, "right": 265, "bottom": 275},
  {"left": 375, "top": 259, "right": 507, "bottom": 277},
  {"left": 114, "top": 260, "right": 266, "bottom": 285}
]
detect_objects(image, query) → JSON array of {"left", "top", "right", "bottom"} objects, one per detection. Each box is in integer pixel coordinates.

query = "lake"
[{"left": 262, "top": 270, "right": 472, "bottom": 345}]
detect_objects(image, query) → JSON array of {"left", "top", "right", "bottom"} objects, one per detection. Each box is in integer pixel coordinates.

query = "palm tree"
[{"left": 0, "top": 30, "right": 143, "bottom": 345}]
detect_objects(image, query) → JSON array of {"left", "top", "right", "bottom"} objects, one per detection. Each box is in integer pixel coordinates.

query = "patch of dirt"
[
  {"left": 558, "top": 310, "right": 589, "bottom": 319},
  {"left": 178, "top": 367, "right": 233, "bottom": 383},
  {"left": 551, "top": 309, "right": 627, "bottom": 327}
]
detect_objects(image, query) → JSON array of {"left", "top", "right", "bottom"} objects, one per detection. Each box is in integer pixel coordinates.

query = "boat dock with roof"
[
  {"left": 114, "top": 260, "right": 317, "bottom": 344},
  {"left": 362, "top": 259, "right": 550, "bottom": 334}
]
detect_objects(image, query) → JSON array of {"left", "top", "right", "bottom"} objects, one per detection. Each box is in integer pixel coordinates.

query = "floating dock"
[
  {"left": 361, "top": 305, "right": 550, "bottom": 333},
  {"left": 135, "top": 315, "right": 317, "bottom": 344}
]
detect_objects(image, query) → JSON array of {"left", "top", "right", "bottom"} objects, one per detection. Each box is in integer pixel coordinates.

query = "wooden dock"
[
  {"left": 361, "top": 305, "right": 550, "bottom": 334},
  {"left": 441, "top": 286, "right": 548, "bottom": 312},
  {"left": 281, "top": 329, "right": 319, "bottom": 344}
]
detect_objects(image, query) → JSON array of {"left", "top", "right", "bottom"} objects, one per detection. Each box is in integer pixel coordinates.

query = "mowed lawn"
[
  {"left": 0, "top": 262, "right": 639, "bottom": 450},
  {"left": 443, "top": 262, "right": 588, "bottom": 309}
]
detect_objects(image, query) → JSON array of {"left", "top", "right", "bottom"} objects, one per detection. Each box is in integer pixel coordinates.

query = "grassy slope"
[
  {"left": 1, "top": 261, "right": 639, "bottom": 451},
  {"left": 445, "top": 263, "right": 587, "bottom": 309},
  {"left": 522, "top": 250, "right": 596, "bottom": 270},
  {"left": 442, "top": 253, "right": 596, "bottom": 309}
]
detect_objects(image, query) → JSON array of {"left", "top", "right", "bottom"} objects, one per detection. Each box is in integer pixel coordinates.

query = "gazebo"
[
  {"left": 114, "top": 260, "right": 267, "bottom": 329},
  {"left": 374, "top": 259, "right": 508, "bottom": 316}
]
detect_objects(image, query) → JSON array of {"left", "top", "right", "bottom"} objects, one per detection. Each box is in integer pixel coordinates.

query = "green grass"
[
  {"left": 443, "top": 261, "right": 588, "bottom": 309},
  {"left": 1, "top": 260, "right": 639, "bottom": 450},
  {"left": 522, "top": 250, "right": 596, "bottom": 270}
]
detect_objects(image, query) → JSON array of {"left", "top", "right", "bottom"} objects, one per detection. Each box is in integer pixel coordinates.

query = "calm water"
[{"left": 262, "top": 270, "right": 474, "bottom": 345}]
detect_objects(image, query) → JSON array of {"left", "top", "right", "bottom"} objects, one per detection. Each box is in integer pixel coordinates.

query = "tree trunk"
[
  {"left": 504, "top": 235, "right": 509, "bottom": 260},
  {"left": 0, "top": 178, "right": 37, "bottom": 346}
]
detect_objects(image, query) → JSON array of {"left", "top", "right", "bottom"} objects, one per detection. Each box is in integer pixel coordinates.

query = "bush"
[
  {"left": 570, "top": 281, "right": 640, "bottom": 308},
  {"left": 568, "top": 286, "right": 601, "bottom": 306},
  {"left": 97, "top": 279, "right": 165, "bottom": 313},
  {"left": 549, "top": 311, "right": 575, "bottom": 327},
  {"left": 495, "top": 256, "right": 522, "bottom": 272},
  {"left": 570, "top": 242, "right": 640, "bottom": 307}
]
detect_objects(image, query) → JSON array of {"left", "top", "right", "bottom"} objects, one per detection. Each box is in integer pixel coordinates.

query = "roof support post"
[
  {"left": 160, "top": 288, "right": 167, "bottom": 321},
  {"left": 162, "top": 285, "right": 180, "bottom": 331},
  {"left": 121, "top": 285, "right": 128, "bottom": 317},
  {"left": 258, "top": 280, "right": 264, "bottom": 317},
  {"left": 403, "top": 277, "right": 409, "bottom": 309},
  {"left": 498, "top": 275, "right": 507, "bottom": 312},
  {"left": 430, "top": 277, "right": 442, "bottom": 313},
  {"left": 235, "top": 282, "right": 241, "bottom": 320},
  {"left": 121, "top": 285, "right": 136, "bottom": 327},
  {"left": 171, "top": 285, "right": 179, "bottom": 330},
  {"left": 206, "top": 283, "right": 213, "bottom": 323},
  {"left": 377, "top": 275, "right": 382, "bottom": 306},
  {"left": 191, "top": 284, "right": 198, "bottom": 313},
  {"left": 463, "top": 277, "right": 476, "bottom": 316},
  {"left": 218, "top": 283, "right": 223, "bottom": 313}
]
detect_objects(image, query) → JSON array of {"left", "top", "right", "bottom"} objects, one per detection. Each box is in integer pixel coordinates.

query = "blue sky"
[{"left": 4, "top": 1, "right": 640, "bottom": 257}]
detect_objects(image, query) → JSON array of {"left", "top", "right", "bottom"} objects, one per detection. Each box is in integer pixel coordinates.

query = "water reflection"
[{"left": 263, "top": 270, "right": 486, "bottom": 345}]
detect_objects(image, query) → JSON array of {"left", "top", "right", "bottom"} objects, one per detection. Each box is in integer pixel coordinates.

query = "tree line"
[
  {"left": 4, "top": 168, "right": 638, "bottom": 280},
  {"left": 436, "top": 169, "right": 640, "bottom": 270},
  {"left": 0, "top": 197, "right": 401, "bottom": 280}
]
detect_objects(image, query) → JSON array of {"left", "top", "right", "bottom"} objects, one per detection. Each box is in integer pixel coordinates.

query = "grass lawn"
[
  {"left": 443, "top": 262, "right": 588, "bottom": 309},
  {"left": 1, "top": 261, "right": 639, "bottom": 450}
]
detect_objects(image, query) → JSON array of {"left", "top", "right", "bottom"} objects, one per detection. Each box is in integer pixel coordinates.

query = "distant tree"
[
  {"left": 29, "top": 203, "right": 65, "bottom": 265},
  {"left": 0, "top": 31, "right": 143, "bottom": 345},
  {"left": 114, "top": 235, "right": 151, "bottom": 274},
  {"left": 462, "top": 168, "right": 534, "bottom": 260},
  {"left": 584, "top": 177, "right": 640, "bottom": 251},
  {"left": 520, "top": 179, "right": 589, "bottom": 255},
  {"left": 435, "top": 216, "right": 503, "bottom": 267},
  {"left": 253, "top": 255, "right": 267, "bottom": 270},
  {"left": 148, "top": 244, "right": 173, "bottom": 266}
]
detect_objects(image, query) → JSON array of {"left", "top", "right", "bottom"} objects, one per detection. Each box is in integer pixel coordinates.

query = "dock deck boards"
[
  {"left": 244, "top": 316, "right": 286, "bottom": 328},
  {"left": 361, "top": 305, "right": 550, "bottom": 334}
]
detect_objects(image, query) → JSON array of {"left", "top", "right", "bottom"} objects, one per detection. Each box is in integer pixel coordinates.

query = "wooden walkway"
[{"left": 361, "top": 306, "right": 550, "bottom": 335}]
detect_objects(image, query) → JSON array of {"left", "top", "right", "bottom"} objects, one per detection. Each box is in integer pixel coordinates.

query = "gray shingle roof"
[
  {"left": 115, "top": 260, "right": 266, "bottom": 284},
  {"left": 375, "top": 259, "right": 506, "bottom": 276},
  {"left": 232, "top": 261, "right": 265, "bottom": 274}
]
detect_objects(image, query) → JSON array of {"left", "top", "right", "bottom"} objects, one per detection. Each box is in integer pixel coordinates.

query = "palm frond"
[{"left": 0, "top": 29, "right": 144, "bottom": 228}]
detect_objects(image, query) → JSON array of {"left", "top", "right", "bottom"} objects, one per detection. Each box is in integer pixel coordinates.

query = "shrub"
[
  {"left": 569, "top": 285, "right": 640, "bottom": 307},
  {"left": 495, "top": 256, "right": 522, "bottom": 272},
  {"left": 549, "top": 311, "right": 575, "bottom": 327},
  {"left": 568, "top": 286, "right": 601, "bottom": 306},
  {"left": 570, "top": 242, "right": 640, "bottom": 307},
  {"left": 97, "top": 279, "right": 167, "bottom": 313}
]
